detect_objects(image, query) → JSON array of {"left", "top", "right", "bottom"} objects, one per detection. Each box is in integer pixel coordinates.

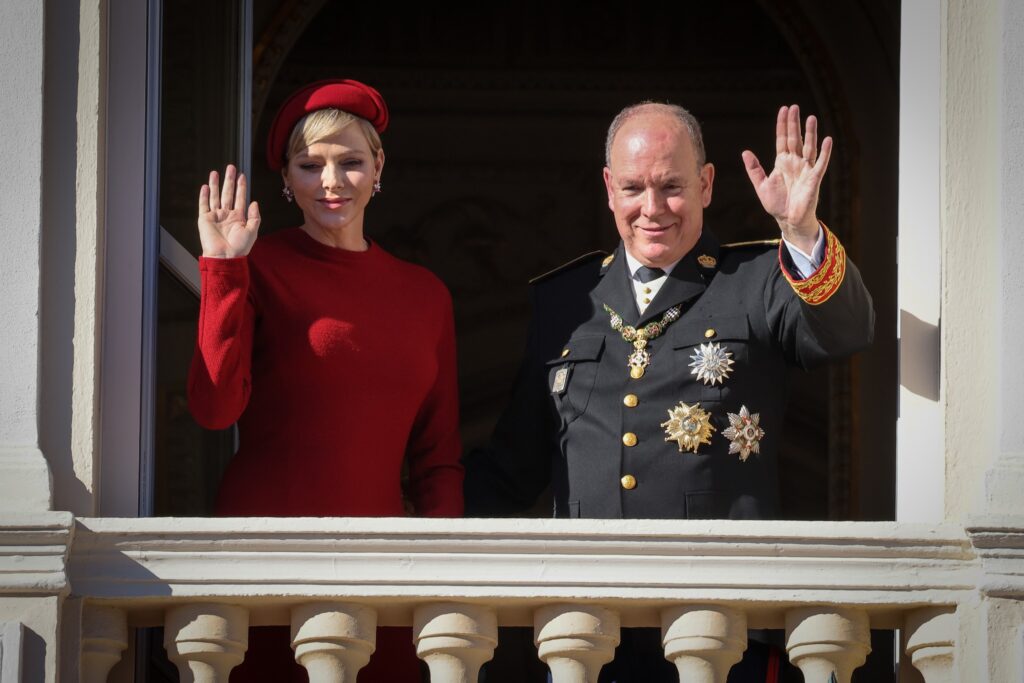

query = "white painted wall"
[
  {"left": 0, "top": 0, "right": 53, "bottom": 512},
  {"left": 897, "top": 0, "right": 945, "bottom": 523},
  {"left": 942, "top": 0, "right": 1002, "bottom": 521},
  {"left": 997, "top": 0, "right": 1024, "bottom": 465}
]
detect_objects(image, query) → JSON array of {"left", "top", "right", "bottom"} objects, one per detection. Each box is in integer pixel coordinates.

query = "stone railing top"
[{"left": 62, "top": 517, "right": 980, "bottom": 628}]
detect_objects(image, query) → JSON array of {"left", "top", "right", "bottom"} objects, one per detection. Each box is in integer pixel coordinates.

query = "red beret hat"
[{"left": 265, "top": 79, "right": 389, "bottom": 171}]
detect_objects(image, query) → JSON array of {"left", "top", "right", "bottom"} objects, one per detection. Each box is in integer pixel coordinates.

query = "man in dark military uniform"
[{"left": 464, "top": 103, "right": 874, "bottom": 681}]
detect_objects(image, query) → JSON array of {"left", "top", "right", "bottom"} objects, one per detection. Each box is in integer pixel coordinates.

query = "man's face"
[{"left": 603, "top": 114, "right": 714, "bottom": 268}]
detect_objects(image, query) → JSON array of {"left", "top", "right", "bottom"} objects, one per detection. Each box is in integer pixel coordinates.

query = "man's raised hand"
[{"left": 741, "top": 105, "right": 832, "bottom": 254}]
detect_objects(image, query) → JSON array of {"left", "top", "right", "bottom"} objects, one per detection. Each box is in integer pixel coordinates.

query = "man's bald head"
[{"left": 604, "top": 102, "right": 706, "bottom": 169}]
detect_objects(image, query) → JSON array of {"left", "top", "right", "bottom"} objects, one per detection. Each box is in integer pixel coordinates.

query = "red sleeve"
[
  {"left": 187, "top": 256, "right": 256, "bottom": 430},
  {"left": 406, "top": 289, "right": 465, "bottom": 517}
]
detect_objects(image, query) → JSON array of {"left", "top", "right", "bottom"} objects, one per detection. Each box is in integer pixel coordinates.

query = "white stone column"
[
  {"left": 413, "top": 603, "right": 497, "bottom": 683},
  {"left": 904, "top": 607, "right": 956, "bottom": 683},
  {"left": 534, "top": 605, "right": 620, "bottom": 683},
  {"left": 785, "top": 607, "right": 870, "bottom": 683},
  {"left": 81, "top": 605, "right": 127, "bottom": 683},
  {"left": 164, "top": 604, "right": 248, "bottom": 683},
  {"left": 0, "top": 0, "right": 53, "bottom": 514},
  {"left": 290, "top": 602, "right": 377, "bottom": 683},
  {"left": 980, "top": 0, "right": 1024, "bottom": 521},
  {"left": 661, "top": 605, "right": 746, "bottom": 683}
]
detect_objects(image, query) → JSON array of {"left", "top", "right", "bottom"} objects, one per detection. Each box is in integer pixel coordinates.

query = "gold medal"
[
  {"left": 661, "top": 402, "right": 715, "bottom": 454},
  {"left": 722, "top": 405, "right": 765, "bottom": 461}
]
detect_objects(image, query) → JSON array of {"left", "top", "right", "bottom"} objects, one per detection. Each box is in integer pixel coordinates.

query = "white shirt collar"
[{"left": 623, "top": 248, "right": 683, "bottom": 280}]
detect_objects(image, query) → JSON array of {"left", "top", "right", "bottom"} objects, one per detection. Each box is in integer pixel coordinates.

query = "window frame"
[{"left": 99, "top": 0, "right": 941, "bottom": 521}]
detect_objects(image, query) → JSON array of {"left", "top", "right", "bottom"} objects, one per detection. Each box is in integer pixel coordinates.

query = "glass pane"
[
  {"left": 159, "top": 0, "right": 242, "bottom": 258},
  {"left": 153, "top": 265, "right": 234, "bottom": 515}
]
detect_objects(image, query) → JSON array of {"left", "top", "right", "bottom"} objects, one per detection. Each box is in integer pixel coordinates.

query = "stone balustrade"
[{"left": 7, "top": 515, "right": 1024, "bottom": 681}]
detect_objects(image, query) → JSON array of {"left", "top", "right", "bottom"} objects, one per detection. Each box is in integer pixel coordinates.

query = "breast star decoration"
[
  {"left": 721, "top": 405, "right": 765, "bottom": 461},
  {"left": 689, "top": 343, "right": 735, "bottom": 385},
  {"left": 661, "top": 401, "right": 715, "bottom": 453}
]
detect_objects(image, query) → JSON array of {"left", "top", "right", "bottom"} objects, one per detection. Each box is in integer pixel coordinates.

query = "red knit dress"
[{"left": 188, "top": 226, "right": 463, "bottom": 681}]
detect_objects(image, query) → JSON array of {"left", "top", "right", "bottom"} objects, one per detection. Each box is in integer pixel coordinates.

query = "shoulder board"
[
  {"left": 529, "top": 250, "right": 608, "bottom": 285},
  {"left": 721, "top": 238, "right": 781, "bottom": 250}
]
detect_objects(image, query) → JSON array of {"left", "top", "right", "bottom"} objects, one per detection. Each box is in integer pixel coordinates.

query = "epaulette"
[
  {"left": 529, "top": 250, "right": 608, "bottom": 285},
  {"left": 721, "top": 238, "right": 781, "bottom": 249}
]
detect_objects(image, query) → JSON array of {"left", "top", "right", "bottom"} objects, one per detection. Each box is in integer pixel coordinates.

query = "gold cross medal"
[
  {"left": 627, "top": 330, "right": 651, "bottom": 379},
  {"left": 661, "top": 401, "right": 715, "bottom": 453}
]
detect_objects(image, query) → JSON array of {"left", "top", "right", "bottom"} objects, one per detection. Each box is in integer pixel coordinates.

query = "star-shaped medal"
[
  {"left": 689, "top": 342, "right": 735, "bottom": 386},
  {"left": 721, "top": 405, "right": 765, "bottom": 461},
  {"left": 661, "top": 402, "right": 715, "bottom": 453}
]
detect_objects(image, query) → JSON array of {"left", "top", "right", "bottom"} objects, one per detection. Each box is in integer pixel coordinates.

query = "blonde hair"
[{"left": 286, "top": 108, "right": 383, "bottom": 161}]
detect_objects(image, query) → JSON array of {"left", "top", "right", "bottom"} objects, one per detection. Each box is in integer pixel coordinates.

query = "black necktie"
[{"left": 634, "top": 266, "right": 665, "bottom": 283}]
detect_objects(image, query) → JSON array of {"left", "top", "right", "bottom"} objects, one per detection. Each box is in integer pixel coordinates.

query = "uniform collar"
[
  {"left": 635, "top": 230, "right": 720, "bottom": 326},
  {"left": 593, "top": 243, "right": 642, "bottom": 326}
]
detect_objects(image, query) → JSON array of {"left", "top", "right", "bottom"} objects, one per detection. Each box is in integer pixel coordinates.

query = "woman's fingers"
[
  {"left": 209, "top": 170, "right": 221, "bottom": 210},
  {"left": 234, "top": 172, "right": 248, "bottom": 216},
  {"left": 221, "top": 164, "right": 236, "bottom": 210},
  {"left": 198, "top": 183, "right": 211, "bottom": 215},
  {"left": 246, "top": 201, "right": 261, "bottom": 233}
]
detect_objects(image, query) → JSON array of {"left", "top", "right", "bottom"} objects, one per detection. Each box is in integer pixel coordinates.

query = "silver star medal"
[
  {"left": 689, "top": 342, "right": 735, "bottom": 385},
  {"left": 721, "top": 405, "right": 765, "bottom": 461}
]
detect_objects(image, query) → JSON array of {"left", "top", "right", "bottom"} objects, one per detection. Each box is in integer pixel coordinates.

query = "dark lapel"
[
  {"left": 637, "top": 230, "right": 721, "bottom": 326},
  {"left": 591, "top": 243, "right": 640, "bottom": 326}
]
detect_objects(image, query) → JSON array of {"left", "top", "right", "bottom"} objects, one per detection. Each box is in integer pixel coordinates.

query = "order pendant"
[{"left": 628, "top": 347, "right": 650, "bottom": 379}]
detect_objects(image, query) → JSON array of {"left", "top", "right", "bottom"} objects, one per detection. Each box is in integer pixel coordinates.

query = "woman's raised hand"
[{"left": 198, "top": 164, "right": 261, "bottom": 258}]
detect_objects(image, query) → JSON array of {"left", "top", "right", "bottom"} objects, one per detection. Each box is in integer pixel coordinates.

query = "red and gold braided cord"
[{"left": 779, "top": 224, "right": 846, "bottom": 305}]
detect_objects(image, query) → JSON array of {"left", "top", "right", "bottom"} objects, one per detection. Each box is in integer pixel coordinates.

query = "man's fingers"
[
  {"left": 209, "top": 170, "right": 221, "bottom": 209},
  {"left": 804, "top": 115, "right": 818, "bottom": 164},
  {"left": 813, "top": 136, "right": 833, "bottom": 177},
  {"left": 775, "top": 106, "right": 787, "bottom": 155},
  {"left": 742, "top": 150, "right": 767, "bottom": 187},
  {"left": 787, "top": 104, "right": 802, "bottom": 155},
  {"left": 221, "top": 164, "right": 236, "bottom": 210}
]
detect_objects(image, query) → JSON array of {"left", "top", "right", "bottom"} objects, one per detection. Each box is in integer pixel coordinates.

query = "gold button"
[
  {"left": 643, "top": 286, "right": 652, "bottom": 294},
  {"left": 622, "top": 432, "right": 638, "bottom": 447},
  {"left": 561, "top": 348, "right": 569, "bottom": 357},
  {"left": 704, "top": 328, "right": 716, "bottom": 339},
  {"left": 623, "top": 394, "right": 639, "bottom": 408},
  {"left": 643, "top": 297, "right": 651, "bottom": 304},
  {"left": 621, "top": 474, "right": 637, "bottom": 490}
]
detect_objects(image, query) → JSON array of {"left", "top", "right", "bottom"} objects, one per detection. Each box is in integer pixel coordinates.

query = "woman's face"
[{"left": 283, "top": 124, "right": 384, "bottom": 237}]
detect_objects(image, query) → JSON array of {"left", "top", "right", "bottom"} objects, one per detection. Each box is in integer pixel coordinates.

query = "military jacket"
[{"left": 464, "top": 228, "right": 874, "bottom": 520}]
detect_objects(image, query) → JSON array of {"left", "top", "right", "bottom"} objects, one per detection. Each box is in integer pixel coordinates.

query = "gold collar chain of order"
[{"left": 602, "top": 303, "right": 682, "bottom": 379}]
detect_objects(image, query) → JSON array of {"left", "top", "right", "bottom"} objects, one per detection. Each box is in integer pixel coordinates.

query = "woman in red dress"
[{"left": 188, "top": 79, "right": 463, "bottom": 681}]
